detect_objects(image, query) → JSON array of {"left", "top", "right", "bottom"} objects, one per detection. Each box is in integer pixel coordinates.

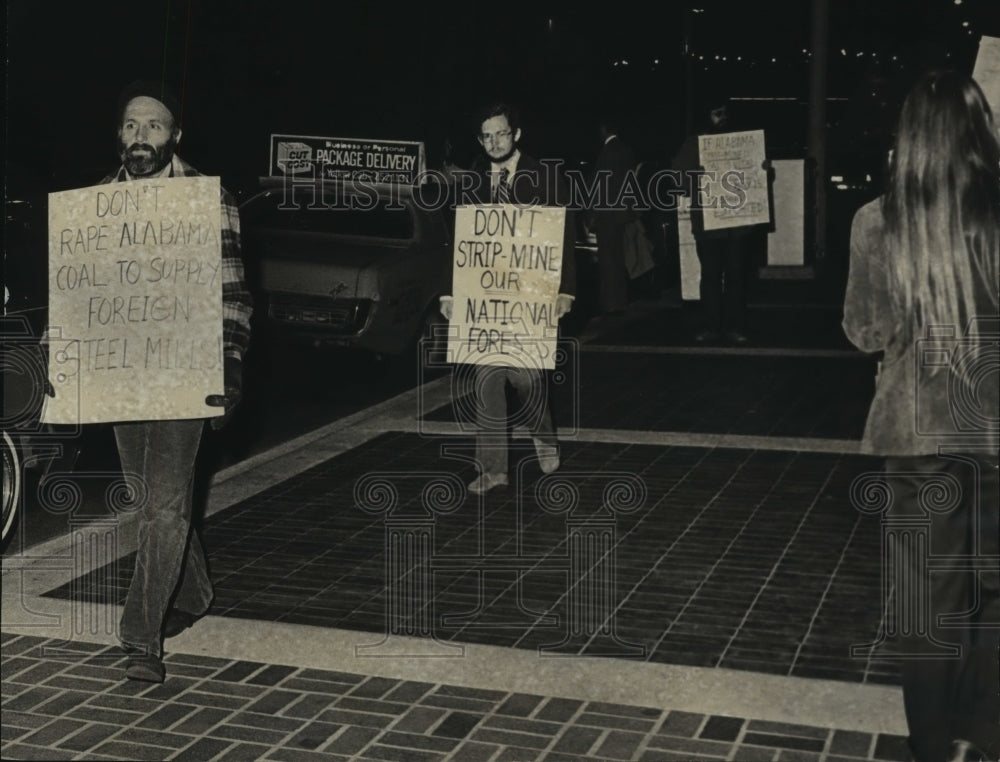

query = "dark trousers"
[
  {"left": 884, "top": 454, "right": 1000, "bottom": 762},
  {"left": 115, "top": 419, "right": 214, "bottom": 657},
  {"left": 474, "top": 365, "right": 556, "bottom": 476},
  {"left": 596, "top": 217, "right": 629, "bottom": 313},
  {"left": 695, "top": 231, "right": 746, "bottom": 333}
]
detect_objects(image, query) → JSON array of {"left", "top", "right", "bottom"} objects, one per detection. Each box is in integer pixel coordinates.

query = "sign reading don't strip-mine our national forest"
[
  {"left": 448, "top": 203, "right": 565, "bottom": 371},
  {"left": 43, "top": 176, "right": 225, "bottom": 424}
]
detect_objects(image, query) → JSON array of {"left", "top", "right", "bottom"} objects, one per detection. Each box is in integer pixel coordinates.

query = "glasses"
[{"left": 479, "top": 130, "right": 512, "bottom": 144}]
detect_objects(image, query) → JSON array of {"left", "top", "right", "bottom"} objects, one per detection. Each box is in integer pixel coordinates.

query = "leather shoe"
[
  {"left": 948, "top": 739, "right": 990, "bottom": 762},
  {"left": 693, "top": 330, "right": 720, "bottom": 344},
  {"left": 468, "top": 473, "right": 508, "bottom": 494},
  {"left": 726, "top": 331, "right": 749, "bottom": 346},
  {"left": 533, "top": 438, "right": 560, "bottom": 474},
  {"left": 163, "top": 609, "right": 200, "bottom": 638},
  {"left": 123, "top": 647, "right": 165, "bottom": 683}
]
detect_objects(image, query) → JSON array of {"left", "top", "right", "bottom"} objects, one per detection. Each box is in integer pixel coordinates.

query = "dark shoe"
[
  {"left": 693, "top": 330, "right": 720, "bottom": 344},
  {"left": 726, "top": 331, "right": 749, "bottom": 346},
  {"left": 163, "top": 609, "right": 200, "bottom": 639},
  {"left": 123, "top": 647, "right": 165, "bottom": 683},
  {"left": 948, "top": 739, "right": 990, "bottom": 762}
]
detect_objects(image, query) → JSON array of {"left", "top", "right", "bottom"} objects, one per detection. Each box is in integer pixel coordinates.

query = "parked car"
[
  {"left": 240, "top": 179, "right": 454, "bottom": 357},
  {"left": 3, "top": 196, "right": 84, "bottom": 548}
]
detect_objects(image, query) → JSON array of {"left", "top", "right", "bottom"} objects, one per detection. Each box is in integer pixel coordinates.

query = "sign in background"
[
  {"left": 44, "top": 177, "right": 224, "bottom": 424},
  {"left": 698, "top": 129, "right": 770, "bottom": 231},
  {"left": 766, "top": 159, "right": 805, "bottom": 266},
  {"left": 448, "top": 204, "right": 564, "bottom": 371},
  {"left": 269, "top": 134, "right": 425, "bottom": 185},
  {"left": 676, "top": 196, "right": 701, "bottom": 301}
]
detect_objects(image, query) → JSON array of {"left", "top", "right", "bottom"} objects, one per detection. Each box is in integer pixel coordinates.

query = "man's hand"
[
  {"left": 205, "top": 357, "right": 243, "bottom": 431},
  {"left": 439, "top": 296, "right": 454, "bottom": 321},
  {"left": 554, "top": 294, "right": 574, "bottom": 320}
]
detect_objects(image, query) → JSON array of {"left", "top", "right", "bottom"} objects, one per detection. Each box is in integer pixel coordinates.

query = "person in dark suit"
[
  {"left": 673, "top": 99, "right": 752, "bottom": 345},
  {"left": 440, "top": 103, "right": 576, "bottom": 493},
  {"left": 592, "top": 115, "right": 636, "bottom": 315}
]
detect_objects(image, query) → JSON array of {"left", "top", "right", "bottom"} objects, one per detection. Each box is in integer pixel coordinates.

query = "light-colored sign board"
[
  {"left": 676, "top": 196, "right": 701, "bottom": 301},
  {"left": 43, "top": 177, "right": 224, "bottom": 424},
  {"left": 973, "top": 36, "right": 1000, "bottom": 131},
  {"left": 269, "top": 134, "right": 425, "bottom": 185},
  {"left": 448, "top": 204, "right": 564, "bottom": 371},
  {"left": 698, "top": 129, "right": 770, "bottom": 231},
  {"left": 766, "top": 159, "right": 805, "bottom": 266}
]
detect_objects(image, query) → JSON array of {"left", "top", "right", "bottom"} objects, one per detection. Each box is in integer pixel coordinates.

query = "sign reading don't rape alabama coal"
[
  {"left": 43, "top": 177, "right": 224, "bottom": 424},
  {"left": 448, "top": 204, "right": 564, "bottom": 371}
]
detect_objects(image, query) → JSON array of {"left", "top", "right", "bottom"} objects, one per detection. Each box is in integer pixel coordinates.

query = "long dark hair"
[{"left": 882, "top": 70, "right": 1000, "bottom": 340}]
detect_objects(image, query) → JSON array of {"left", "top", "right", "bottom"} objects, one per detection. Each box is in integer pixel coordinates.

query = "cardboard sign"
[
  {"left": 676, "top": 196, "right": 701, "bottom": 300},
  {"left": 698, "top": 129, "right": 770, "bottom": 231},
  {"left": 269, "top": 134, "right": 425, "bottom": 185},
  {"left": 766, "top": 159, "right": 805, "bottom": 266},
  {"left": 973, "top": 36, "right": 1000, "bottom": 130},
  {"left": 448, "top": 204, "right": 564, "bottom": 371},
  {"left": 43, "top": 177, "right": 224, "bottom": 424}
]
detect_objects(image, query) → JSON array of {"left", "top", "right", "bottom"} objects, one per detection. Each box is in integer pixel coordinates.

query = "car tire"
[{"left": 2, "top": 430, "right": 21, "bottom": 547}]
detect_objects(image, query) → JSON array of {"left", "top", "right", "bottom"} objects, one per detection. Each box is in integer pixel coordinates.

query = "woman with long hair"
[{"left": 844, "top": 69, "right": 999, "bottom": 762}]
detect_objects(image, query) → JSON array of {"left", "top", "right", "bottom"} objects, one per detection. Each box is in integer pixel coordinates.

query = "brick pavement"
[
  {"left": 41, "top": 436, "right": 895, "bottom": 686},
  {"left": 3, "top": 633, "right": 912, "bottom": 762}
]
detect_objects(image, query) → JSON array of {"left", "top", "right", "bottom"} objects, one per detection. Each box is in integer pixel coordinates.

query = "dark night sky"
[{"left": 5, "top": 0, "right": 999, "bottom": 198}]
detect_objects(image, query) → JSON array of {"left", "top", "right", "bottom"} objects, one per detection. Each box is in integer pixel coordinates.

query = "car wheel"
[{"left": 2, "top": 430, "right": 21, "bottom": 546}]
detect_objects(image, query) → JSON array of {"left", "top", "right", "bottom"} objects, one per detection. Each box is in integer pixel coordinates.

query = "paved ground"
[{"left": 3, "top": 297, "right": 923, "bottom": 761}]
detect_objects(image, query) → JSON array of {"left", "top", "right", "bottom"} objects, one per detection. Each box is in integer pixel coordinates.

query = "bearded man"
[{"left": 102, "top": 80, "right": 252, "bottom": 682}]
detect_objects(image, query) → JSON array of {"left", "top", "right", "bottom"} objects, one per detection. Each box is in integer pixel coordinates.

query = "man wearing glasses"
[{"left": 440, "top": 103, "right": 576, "bottom": 493}]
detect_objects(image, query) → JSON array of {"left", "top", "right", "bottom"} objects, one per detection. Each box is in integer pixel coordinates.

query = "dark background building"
[{"left": 5, "top": 0, "right": 999, "bottom": 259}]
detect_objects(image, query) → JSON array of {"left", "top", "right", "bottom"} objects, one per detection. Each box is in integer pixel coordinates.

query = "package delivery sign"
[
  {"left": 43, "top": 177, "right": 224, "bottom": 424},
  {"left": 448, "top": 204, "right": 565, "bottom": 371},
  {"left": 269, "top": 134, "right": 425, "bottom": 185}
]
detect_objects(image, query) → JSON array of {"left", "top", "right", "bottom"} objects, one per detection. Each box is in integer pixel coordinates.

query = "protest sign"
[
  {"left": 269, "top": 134, "right": 425, "bottom": 185},
  {"left": 766, "top": 159, "right": 805, "bottom": 266},
  {"left": 447, "top": 204, "right": 564, "bottom": 371},
  {"left": 698, "top": 129, "right": 770, "bottom": 231},
  {"left": 676, "top": 196, "right": 701, "bottom": 300},
  {"left": 43, "top": 177, "right": 224, "bottom": 424},
  {"left": 973, "top": 36, "right": 1000, "bottom": 130}
]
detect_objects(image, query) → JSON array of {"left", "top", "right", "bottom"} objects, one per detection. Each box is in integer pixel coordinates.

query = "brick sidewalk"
[{"left": 3, "top": 634, "right": 911, "bottom": 762}]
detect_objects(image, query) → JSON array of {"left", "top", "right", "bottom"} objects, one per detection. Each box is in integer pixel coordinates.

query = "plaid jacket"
[{"left": 101, "top": 155, "right": 253, "bottom": 361}]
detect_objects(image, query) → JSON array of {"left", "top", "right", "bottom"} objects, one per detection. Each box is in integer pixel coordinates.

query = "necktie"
[{"left": 495, "top": 168, "right": 510, "bottom": 203}]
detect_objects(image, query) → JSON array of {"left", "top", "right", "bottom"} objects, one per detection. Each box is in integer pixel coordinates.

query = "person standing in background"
[
  {"left": 673, "top": 98, "right": 753, "bottom": 345},
  {"left": 593, "top": 114, "right": 636, "bottom": 315}
]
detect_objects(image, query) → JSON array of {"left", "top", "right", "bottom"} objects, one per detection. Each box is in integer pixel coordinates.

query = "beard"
[
  {"left": 487, "top": 144, "right": 517, "bottom": 165},
  {"left": 120, "top": 136, "right": 177, "bottom": 177}
]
